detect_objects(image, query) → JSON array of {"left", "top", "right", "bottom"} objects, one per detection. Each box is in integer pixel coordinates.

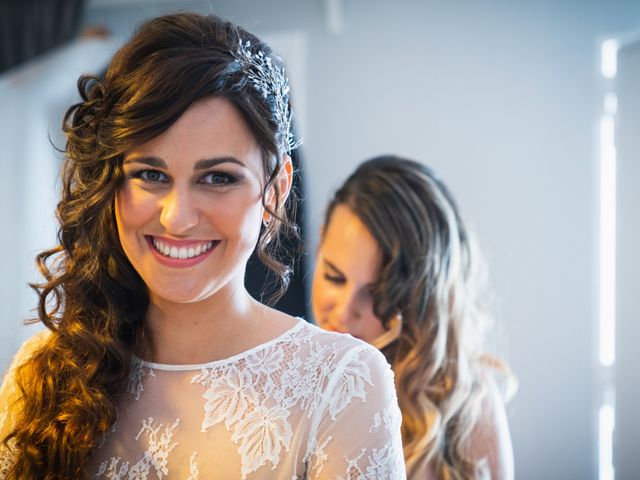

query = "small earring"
[{"left": 262, "top": 213, "right": 271, "bottom": 227}]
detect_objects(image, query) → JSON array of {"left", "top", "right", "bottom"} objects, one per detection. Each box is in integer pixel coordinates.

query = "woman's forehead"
[{"left": 125, "top": 97, "right": 263, "bottom": 174}]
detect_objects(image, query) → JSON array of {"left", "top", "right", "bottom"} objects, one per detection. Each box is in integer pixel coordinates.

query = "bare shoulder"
[{"left": 469, "top": 370, "right": 515, "bottom": 480}]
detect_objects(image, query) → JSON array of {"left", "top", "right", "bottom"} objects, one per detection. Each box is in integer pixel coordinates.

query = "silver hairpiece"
[{"left": 233, "top": 39, "right": 303, "bottom": 155}]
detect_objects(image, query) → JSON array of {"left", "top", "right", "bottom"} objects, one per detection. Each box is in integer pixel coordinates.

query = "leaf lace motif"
[
  {"left": 232, "top": 404, "right": 293, "bottom": 477},
  {"left": 328, "top": 355, "right": 373, "bottom": 419},
  {"left": 200, "top": 366, "right": 259, "bottom": 430},
  {"left": 190, "top": 330, "right": 341, "bottom": 478}
]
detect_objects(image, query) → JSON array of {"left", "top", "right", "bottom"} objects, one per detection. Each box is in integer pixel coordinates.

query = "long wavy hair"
[
  {"left": 324, "top": 155, "right": 505, "bottom": 479},
  {"left": 2, "top": 12, "right": 299, "bottom": 479}
]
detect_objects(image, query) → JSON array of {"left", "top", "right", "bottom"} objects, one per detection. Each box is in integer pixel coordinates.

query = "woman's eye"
[
  {"left": 201, "top": 172, "right": 237, "bottom": 185},
  {"left": 323, "top": 273, "right": 346, "bottom": 285},
  {"left": 130, "top": 169, "right": 168, "bottom": 183}
]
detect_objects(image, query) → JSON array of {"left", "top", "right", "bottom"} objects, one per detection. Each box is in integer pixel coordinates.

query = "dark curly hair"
[{"left": 2, "top": 12, "right": 299, "bottom": 479}]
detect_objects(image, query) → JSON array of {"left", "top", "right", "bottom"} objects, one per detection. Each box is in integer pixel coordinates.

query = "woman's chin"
[{"left": 148, "top": 285, "right": 216, "bottom": 306}]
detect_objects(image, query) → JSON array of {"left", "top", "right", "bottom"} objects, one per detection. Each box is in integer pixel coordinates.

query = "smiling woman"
[
  {"left": 0, "top": 12, "right": 405, "bottom": 479},
  {"left": 115, "top": 97, "right": 268, "bottom": 311}
]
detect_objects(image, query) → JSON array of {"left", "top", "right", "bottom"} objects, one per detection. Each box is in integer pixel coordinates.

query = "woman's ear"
[
  {"left": 264, "top": 155, "right": 293, "bottom": 219},
  {"left": 278, "top": 154, "right": 293, "bottom": 205}
]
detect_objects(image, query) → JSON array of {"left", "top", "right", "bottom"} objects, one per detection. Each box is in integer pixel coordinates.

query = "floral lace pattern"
[
  {"left": 0, "top": 320, "right": 406, "bottom": 479},
  {"left": 93, "top": 418, "right": 180, "bottom": 480},
  {"left": 0, "top": 440, "right": 14, "bottom": 480},
  {"left": 127, "top": 361, "right": 155, "bottom": 401},
  {"left": 186, "top": 452, "right": 199, "bottom": 480}
]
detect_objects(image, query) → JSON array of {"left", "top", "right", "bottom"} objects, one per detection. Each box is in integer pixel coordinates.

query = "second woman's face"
[
  {"left": 115, "top": 96, "right": 266, "bottom": 305},
  {"left": 311, "top": 205, "right": 387, "bottom": 344}
]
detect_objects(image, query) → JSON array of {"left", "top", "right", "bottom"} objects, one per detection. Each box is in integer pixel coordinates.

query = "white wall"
[
  {"left": 614, "top": 37, "right": 640, "bottom": 480},
  {"left": 0, "top": 39, "right": 118, "bottom": 367},
  {"left": 0, "top": 1, "right": 635, "bottom": 478}
]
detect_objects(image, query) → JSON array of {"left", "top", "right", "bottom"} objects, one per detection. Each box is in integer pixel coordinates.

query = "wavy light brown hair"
[
  {"left": 2, "top": 12, "right": 299, "bottom": 479},
  {"left": 324, "top": 155, "right": 504, "bottom": 479}
]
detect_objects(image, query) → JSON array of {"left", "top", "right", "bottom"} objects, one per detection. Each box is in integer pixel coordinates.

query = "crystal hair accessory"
[{"left": 233, "top": 39, "right": 303, "bottom": 155}]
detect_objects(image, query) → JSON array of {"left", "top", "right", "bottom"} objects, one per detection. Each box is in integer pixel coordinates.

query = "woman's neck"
[{"left": 140, "top": 283, "right": 263, "bottom": 365}]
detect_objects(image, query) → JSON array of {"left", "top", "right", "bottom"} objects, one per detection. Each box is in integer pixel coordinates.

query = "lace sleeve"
[
  {"left": 0, "top": 330, "right": 50, "bottom": 479},
  {"left": 306, "top": 345, "right": 406, "bottom": 479}
]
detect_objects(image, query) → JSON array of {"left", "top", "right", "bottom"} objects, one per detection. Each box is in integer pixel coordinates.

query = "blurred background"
[{"left": 1, "top": 0, "right": 639, "bottom": 479}]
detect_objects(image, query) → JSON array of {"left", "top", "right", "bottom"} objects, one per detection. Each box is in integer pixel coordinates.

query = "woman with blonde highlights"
[
  {"left": 312, "top": 155, "right": 515, "bottom": 479},
  {"left": 0, "top": 13, "right": 405, "bottom": 479}
]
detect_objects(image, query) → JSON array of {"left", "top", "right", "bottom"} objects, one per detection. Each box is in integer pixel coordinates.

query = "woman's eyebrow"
[
  {"left": 323, "top": 258, "right": 344, "bottom": 276},
  {"left": 123, "top": 156, "right": 166, "bottom": 167},
  {"left": 194, "top": 157, "right": 246, "bottom": 170},
  {"left": 122, "top": 156, "right": 246, "bottom": 170}
]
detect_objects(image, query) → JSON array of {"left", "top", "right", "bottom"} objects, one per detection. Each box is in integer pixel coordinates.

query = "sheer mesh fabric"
[{"left": 0, "top": 320, "right": 406, "bottom": 479}]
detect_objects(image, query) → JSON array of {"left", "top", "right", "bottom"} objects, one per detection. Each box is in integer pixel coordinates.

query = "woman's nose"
[{"left": 159, "top": 188, "right": 200, "bottom": 235}]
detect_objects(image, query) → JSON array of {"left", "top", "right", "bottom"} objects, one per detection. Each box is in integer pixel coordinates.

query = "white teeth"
[{"left": 151, "top": 238, "right": 215, "bottom": 260}]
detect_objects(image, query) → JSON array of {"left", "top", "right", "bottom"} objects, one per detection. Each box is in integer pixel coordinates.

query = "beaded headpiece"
[{"left": 233, "top": 39, "right": 303, "bottom": 155}]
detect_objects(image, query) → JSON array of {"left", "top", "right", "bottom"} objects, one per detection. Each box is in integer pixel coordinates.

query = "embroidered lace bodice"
[{"left": 0, "top": 319, "right": 406, "bottom": 479}]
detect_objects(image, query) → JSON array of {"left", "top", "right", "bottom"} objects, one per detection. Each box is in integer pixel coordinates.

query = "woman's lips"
[{"left": 146, "top": 235, "right": 220, "bottom": 268}]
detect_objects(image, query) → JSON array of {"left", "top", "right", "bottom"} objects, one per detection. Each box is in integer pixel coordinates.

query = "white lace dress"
[{"left": 0, "top": 318, "right": 406, "bottom": 479}]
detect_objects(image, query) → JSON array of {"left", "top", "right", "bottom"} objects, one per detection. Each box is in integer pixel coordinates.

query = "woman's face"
[
  {"left": 115, "top": 96, "right": 269, "bottom": 306},
  {"left": 311, "top": 204, "right": 387, "bottom": 344}
]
